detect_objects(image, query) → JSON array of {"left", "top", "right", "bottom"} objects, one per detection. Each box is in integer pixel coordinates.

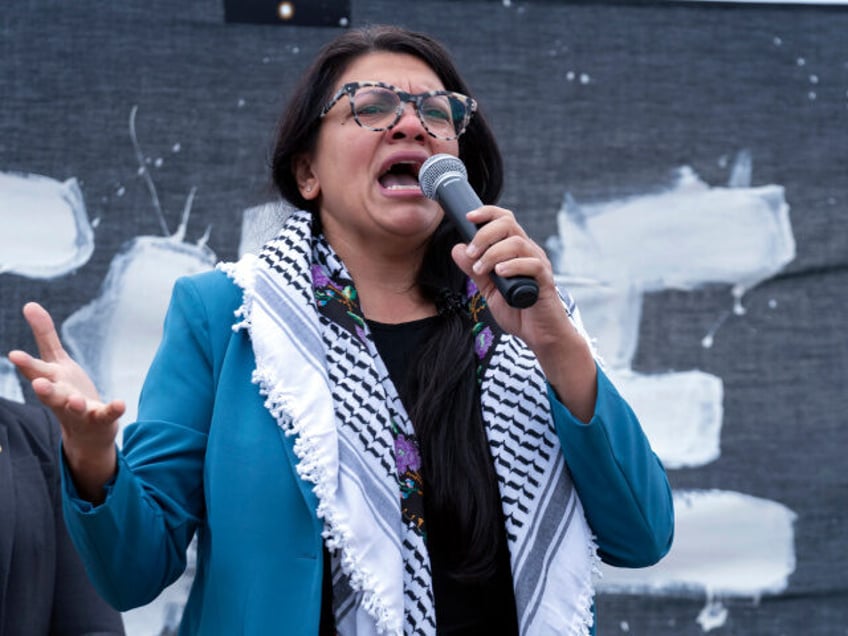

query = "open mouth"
[{"left": 378, "top": 161, "right": 423, "bottom": 191}]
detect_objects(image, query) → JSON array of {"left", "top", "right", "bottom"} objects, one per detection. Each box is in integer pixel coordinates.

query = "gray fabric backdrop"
[{"left": 1, "top": 1, "right": 846, "bottom": 634}]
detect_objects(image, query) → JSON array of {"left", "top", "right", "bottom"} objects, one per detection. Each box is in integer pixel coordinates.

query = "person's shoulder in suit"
[{"left": 0, "top": 395, "right": 126, "bottom": 635}]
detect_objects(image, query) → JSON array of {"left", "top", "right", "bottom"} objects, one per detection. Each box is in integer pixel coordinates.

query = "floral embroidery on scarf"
[
  {"left": 465, "top": 278, "right": 500, "bottom": 378},
  {"left": 392, "top": 419, "right": 426, "bottom": 537},
  {"left": 311, "top": 259, "right": 428, "bottom": 536},
  {"left": 311, "top": 263, "right": 368, "bottom": 343},
  {"left": 473, "top": 323, "right": 495, "bottom": 359}
]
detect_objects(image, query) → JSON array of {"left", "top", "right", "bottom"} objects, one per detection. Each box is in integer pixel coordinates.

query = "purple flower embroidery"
[
  {"left": 395, "top": 434, "right": 421, "bottom": 475},
  {"left": 355, "top": 324, "right": 368, "bottom": 344},
  {"left": 474, "top": 325, "right": 494, "bottom": 358},
  {"left": 311, "top": 264, "right": 331, "bottom": 288}
]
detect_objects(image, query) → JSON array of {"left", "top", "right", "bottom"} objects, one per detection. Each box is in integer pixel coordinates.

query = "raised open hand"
[{"left": 8, "top": 302, "right": 123, "bottom": 500}]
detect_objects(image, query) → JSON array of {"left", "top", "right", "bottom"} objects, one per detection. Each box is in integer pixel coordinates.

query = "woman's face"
[{"left": 297, "top": 51, "right": 461, "bottom": 256}]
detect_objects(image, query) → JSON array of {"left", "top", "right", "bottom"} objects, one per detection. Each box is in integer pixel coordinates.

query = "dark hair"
[
  {"left": 271, "top": 25, "right": 505, "bottom": 582},
  {"left": 272, "top": 24, "right": 503, "bottom": 209}
]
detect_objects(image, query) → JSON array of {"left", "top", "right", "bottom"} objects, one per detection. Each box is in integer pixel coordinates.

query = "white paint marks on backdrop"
[
  {"left": 606, "top": 369, "right": 724, "bottom": 469},
  {"left": 62, "top": 233, "right": 215, "bottom": 435},
  {"left": 54, "top": 107, "right": 215, "bottom": 636},
  {"left": 0, "top": 171, "right": 95, "bottom": 278},
  {"left": 597, "top": 490, "right": 797, "bottom": 596},
  {"left": 0, "top": 358, "right": 24, "bottom": 403},
  {"left": 697, "top": 598, "right": 729, "bottom": 633},
  {"left": 61, "top": 106, "right": 216, "bottom": 437},
  {"left": 551, "top": 155, "right": 794, "bottom": 299},
  {"left": 547, "top": 152, "right": 798, "bottom": 630},
  {"left": 548, "top": 150, "right": 795, "bottom": 469}
]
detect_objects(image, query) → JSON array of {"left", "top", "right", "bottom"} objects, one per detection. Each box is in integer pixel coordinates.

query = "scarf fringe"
[
  {"left": 219, "top": 219, "right": 596, "bottom": 636},
  {"left": 569, "top": 538, "right": 603, "bottom": 636},
  {"left": 220, "top": 259, "right": 401, "bottom": 635}
]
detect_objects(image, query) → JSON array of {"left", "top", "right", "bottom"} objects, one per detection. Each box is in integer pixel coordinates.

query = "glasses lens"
[
  {"left": 419, "top": 94, "right": 467, "bottom": 138},
  {"left": 351, "top": 87, "right": 400, "bottom": 130}
]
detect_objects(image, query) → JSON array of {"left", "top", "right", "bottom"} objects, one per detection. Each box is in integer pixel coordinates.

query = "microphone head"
[{"left": 418, "top": 153, "right": 467, "bottom": 200}]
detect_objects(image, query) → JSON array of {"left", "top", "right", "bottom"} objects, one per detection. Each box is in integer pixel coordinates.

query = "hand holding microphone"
[{"left": 419, "top": 154, "right": 539, "bottom": 309}]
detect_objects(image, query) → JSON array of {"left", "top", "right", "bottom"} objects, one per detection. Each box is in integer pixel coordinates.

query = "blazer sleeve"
[
  {"left": 44, "top": 406, "right": 126, "bottom": 635},
  {"left": 60, "top": 274, "right": 226, "bottom": 610},
  {"left": 549, "top": 364, "right": 675, "bottom": 568}
]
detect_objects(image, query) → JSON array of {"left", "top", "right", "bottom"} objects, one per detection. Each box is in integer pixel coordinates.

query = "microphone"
[{"left": 418, "top": 154, "right": 539, "bottom": 309}]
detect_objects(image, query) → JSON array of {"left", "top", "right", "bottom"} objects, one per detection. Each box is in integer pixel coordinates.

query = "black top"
[{"left": 319, "top": 317, "right": 519, "bottom": 635}]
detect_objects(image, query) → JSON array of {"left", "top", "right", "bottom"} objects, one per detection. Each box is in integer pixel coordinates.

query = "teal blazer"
[{"left": 62, "top": 269, "right": 673, "bottom": 635}]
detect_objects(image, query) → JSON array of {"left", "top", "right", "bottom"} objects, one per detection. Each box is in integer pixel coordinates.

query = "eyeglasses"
[{"left": 320, "top": 81, "right": 477, "bottom": 141}]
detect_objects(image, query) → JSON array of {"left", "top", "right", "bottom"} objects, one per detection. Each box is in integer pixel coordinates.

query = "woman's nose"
[{"left": 389, "top": 103, "right": 427, "bottom": 140}]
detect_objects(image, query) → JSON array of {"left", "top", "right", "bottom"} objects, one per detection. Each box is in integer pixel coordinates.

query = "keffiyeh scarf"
[{"left": 221, "top": 210, "right": 598, "bottom": 635}]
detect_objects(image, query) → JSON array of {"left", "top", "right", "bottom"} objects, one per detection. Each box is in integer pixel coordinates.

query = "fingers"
[
  {"left": 66, "top": 396, "right": 126, "bottom": 427},
  {"left": 29, "top": 374, "right": 85, "bottom": 413},
  {"left": 461, "top": 206, "right": 549, "bottom": 281},
  {"left": 22, "top": 302, "right": 67, "bottom": 362},
  {"left": 8, "top": 348, "right": 54, "bottom": 378},
  {"left": 30, "top": 373, "right": 125, "bottom": 428},
  {"left": 463, "top": 206, "right": 525, "bottom": 260}
]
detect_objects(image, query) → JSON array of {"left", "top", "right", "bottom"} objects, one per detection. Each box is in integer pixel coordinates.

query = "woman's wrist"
[{"left": 63, "top": 443, "right": 118, "bottom": 505}]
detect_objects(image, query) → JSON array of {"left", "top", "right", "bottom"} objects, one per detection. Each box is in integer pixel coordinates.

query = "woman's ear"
[{"left": 294, "top": 155, "right": 320, "bottom": 200}]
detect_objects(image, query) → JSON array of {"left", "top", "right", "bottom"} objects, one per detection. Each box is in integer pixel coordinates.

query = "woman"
[
  {"left": 0, "top": 397, "right": 125, "bottom": 635},
  {"left": 9, "top": 25, "right": 673, "bottom": 635}
]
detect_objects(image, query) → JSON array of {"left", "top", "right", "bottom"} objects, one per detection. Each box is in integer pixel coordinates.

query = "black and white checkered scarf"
[{"left": 221, "top": 210, "right": 597, "bottom": 635}]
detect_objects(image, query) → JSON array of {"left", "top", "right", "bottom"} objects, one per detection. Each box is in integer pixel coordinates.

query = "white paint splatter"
[
  {"left": 552, "top": 163, "right": 795, "bottom": 295},
  {"left": 548, "top": 155, "right": 798, "bottom": 629},
  {"left": 60, "top": 106, "right": 217, "bottom": 435},
  {"left": 696, "top": 597, "right": 729, "bottom": 632},
  {"left": 701, "top": 310, "right": 731, "bottom": 349},
  {"left": 549, "top": 153, "right": 794, "bottom": 471},
  {"left": 597, "top": 490, "right": 797, "bottom": 596},
  {"left": 606, "top": 368, "right": 723, "bottom": 469},
  {"left": 0, "top": 172, "right": 95, "bottom": 279},
  {"left": 62, "top": 234, "right": 216, "bottom": 434},
  {"left": 0, "top": 358, "right": 24, "bottom": 403}
]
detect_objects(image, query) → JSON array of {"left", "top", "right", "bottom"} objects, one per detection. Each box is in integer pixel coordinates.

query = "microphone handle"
[{"left": 435, "top": 176, "right": 539, "bottom": 309}]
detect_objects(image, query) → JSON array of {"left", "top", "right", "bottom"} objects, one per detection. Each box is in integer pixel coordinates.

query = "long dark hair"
[{"left": 271, "top": 25, "right": 505, "bottom": 581}]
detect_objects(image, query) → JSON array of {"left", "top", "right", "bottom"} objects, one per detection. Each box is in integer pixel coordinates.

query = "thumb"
[{"left": 450, "top": 243, "right": 474, "bottom": 277}]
